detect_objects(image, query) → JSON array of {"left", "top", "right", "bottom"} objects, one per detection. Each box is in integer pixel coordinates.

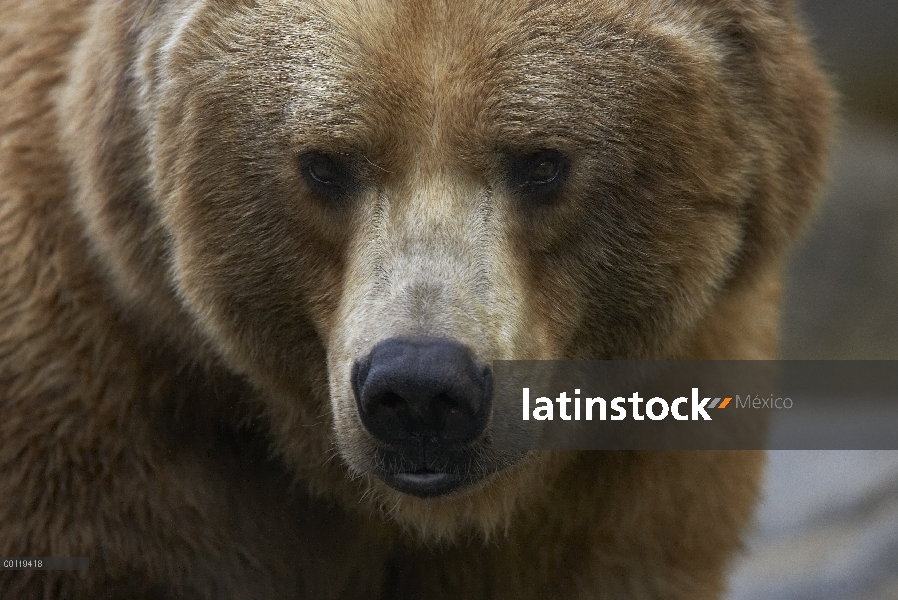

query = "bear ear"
[
  {"left": 731, "top": 108, "right": 835, "bottom": 287},
  {"left": 718, "top": 0, "right": 836, "bottom": 283}
]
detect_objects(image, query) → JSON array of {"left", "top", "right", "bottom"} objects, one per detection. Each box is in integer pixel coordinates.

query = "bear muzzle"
[{"left": 352, "top": 337, "right": 493, "bottom": 497}]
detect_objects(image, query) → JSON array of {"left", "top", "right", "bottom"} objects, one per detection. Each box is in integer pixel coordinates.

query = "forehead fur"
[{"left": 173, "top": 0, "right": 730, "bottom": 172}]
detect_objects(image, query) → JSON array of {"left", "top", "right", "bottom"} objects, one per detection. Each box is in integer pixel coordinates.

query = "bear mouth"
[
  {"left": 369, "top": 441, "right": 503, "bottom": 499},
  {"left": 382, "top": 468, "right": 470, "bottom": 498}
]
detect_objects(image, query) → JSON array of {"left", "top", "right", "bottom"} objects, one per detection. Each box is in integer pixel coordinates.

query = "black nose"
[{"left": 352, "top": 338, "right": 492, "bottom": 448}]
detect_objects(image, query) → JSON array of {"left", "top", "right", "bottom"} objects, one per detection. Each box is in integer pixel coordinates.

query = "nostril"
[
  {"left": 433, "top": 393, "right": 465, "bottom": 415},
  {"left": 380, "top": 391, "right": 404, "bottom": 410},
  {"left": 433, "top": 392, "right": 468, "bottom": 421},
  {"left": 433, "top": 393, "right": 473, "bottom": 441}
]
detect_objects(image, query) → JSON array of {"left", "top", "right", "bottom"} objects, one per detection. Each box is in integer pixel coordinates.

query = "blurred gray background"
[{"left": 726, "top": 1, "right": 898, "bottom": 599}]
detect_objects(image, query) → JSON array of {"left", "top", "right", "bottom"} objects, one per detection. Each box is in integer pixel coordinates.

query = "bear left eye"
[
  {"left": 527, "top": 154, "right": 561, "bottom": 184},
  {"left": 509, "top": 149, "right": 567, "bottom": 198},
  {"left": 301, "top": 152, "right": 351, "bottom": 194}
]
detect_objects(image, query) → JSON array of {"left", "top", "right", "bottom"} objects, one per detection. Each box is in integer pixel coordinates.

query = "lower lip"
[{"left": 384, "top": 470, "right": 468, "bottom": 498}]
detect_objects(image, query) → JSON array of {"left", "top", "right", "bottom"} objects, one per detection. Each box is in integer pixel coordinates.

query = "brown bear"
[{"left": 0, "top": 0, "right": 833, "bottom": 598}]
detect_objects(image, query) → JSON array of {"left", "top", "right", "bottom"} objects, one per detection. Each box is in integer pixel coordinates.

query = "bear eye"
[
  {"left": 509, "top": 149, "right": 567, "bottom": 199},
  {"left": 301, "top": 152, "right": 351, "bottom": 194},
  {"left": 527, "top": 154, "right": 562, "bottom": 185}
]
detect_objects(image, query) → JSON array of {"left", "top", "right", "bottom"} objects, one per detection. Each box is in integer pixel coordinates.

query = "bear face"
[{"left": 52, "top": 0, "right": 832, "bottom": 540}]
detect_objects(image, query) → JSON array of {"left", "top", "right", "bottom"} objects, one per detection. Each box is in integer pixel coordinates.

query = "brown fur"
[{"left": 0, "top": 0, "right": 833, "bottom": 598}]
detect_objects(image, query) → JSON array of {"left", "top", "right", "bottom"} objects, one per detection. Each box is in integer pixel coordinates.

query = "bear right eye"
[
  {"left": 508, "top": 149, "right": 568, "bottom": 202},
  {"left": 301, "top": 152, "right": 351, "bottom": 196}
]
